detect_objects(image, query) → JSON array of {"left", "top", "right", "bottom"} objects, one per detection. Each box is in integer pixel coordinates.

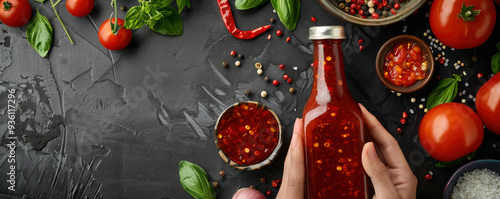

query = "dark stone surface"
[{"left": 0, "top": 0, "right": 499, "bottom": 198}]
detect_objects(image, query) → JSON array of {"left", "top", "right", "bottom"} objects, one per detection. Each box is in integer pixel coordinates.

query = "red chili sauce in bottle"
[
  {"left": 383, "top": 42, "right": 428, "bottom": 87},
  {"left": 303, "top": 26, "right": 370, "bottom": 199}
]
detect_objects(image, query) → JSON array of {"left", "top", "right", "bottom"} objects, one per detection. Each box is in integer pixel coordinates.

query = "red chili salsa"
[
  {"left": 216, "top": 102, "right": 280, "bottom": 166},
  {"left": 383, "top": 42, "right": 428, "bottom": 87}
]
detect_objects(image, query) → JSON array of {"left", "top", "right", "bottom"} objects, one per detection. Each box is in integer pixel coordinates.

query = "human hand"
[{"left": 359, "top": 104, "right": 417, "bottom": 199}]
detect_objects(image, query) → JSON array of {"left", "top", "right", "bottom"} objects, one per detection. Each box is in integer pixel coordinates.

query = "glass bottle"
[{"left": 302, "top": 26, "right": 370, "bottom": 199}]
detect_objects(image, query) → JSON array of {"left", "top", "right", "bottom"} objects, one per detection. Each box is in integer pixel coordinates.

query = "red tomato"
[
  {"left": 475, "top": 73, "right": 500, "bottom": 135},
  {"left": 98, "top": 18, "right": 132, "bottom": 51},
  {"left": 0, "top": 0, "right": 32, "bottom": 27},
  {"left": 429, "top": 0, "right": 496, "bottom": 49},
  {"left": 66, "top": 0, "right": 94, "bottom": 17},
  {"left": 419, "top": 103, "right": 484, "bottom": 162}
]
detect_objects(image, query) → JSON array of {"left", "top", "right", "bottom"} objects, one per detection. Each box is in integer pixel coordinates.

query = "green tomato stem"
[
  {"left": 50, "top": 0, "right": 74, "bottom": 44},
  {"left": 3, "top": 1, "right": 13, "bottom": 11}
]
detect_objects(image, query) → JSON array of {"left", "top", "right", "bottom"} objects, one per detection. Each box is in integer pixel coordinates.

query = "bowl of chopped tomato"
[
  {"left": 376, "top": 35, "right": 434, "bottom": 93},
  {"left": 215, "top": 101, "right": 282, "bottom": 170}
]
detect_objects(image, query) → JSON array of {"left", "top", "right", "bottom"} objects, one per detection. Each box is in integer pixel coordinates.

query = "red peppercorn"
[
  {"left": 372, "top": 12, "right": 379, "bottom": 19},
  {"left": 352, "top": 0, "right": 357, "bottom": 4},
  {"left": 267, "top": 34, "right": 271, "bottom": 40},
  {"left": 377, "top": 3, "right": 384, "bottom": 10},
  {"left": 283, "top": 74, "right": 289, "bottom": 80},
  {"left": 477, "top": 73, "right": 483, "bottom": 78},
  {"left": 436, "top": 75, "right": 441, "bottom": 80},
  {"left": 350, "top": 3, "right": 357, "bottom": 10},
  {"left": 266, "top": 190, "right": 272, "bottom": 196},
  {"left": 372, "top": 0, "right": 379, "bottom": 5},
  {"left": 390, "top": 8, "right": 397, "bottom": 14},
  {"left": 311, "top": 16, "right": 317, "bottom": 22},
  {"left": 425, "top": 174, "right": 433, "bottom": 181},
  {"left": 219, "top": 170, "right": 226, "bottom": 177},
  {"left": 358, "top": 39, "right": 364, "bottom": 46},
  {"left": 287, "top": 78, "right": 292, "bottom": 83},
  {"left": 356, "top": 4, "right": 361, "bottom": 10},
  {"left": 397, "top": 128, "right": 403, "bottom": 134},
  {"left": 272, "top": 80, "right": 280, "bottom": 86},
  {"left": 276, "top": 30, "right": 282, "bottom": 36},
  {"left": 350, "top": 9, "right": 356, "bottom": 15},
  {"left": 230, "top": 51, "right": 236, "bottom": 56},
  {"left": 400, "top": 118, "right": 406, "bottom": 124},
  {"left": 439, "top": 57, "right": 445, "bottom": 64},
  {"left": 286, "top": 37, "right": 291, "bottom": 42},
  {"left": 359, "top": 10, "right": 365, "bottom": 16},
  {"left": 359, "top": 45, "right": 365, "bottom": 51},
  {"left": 393, "top": 3, "right": 400, "bottom": 9},
  {"left": 382, "top": 0, "right": 388, "bottom": 6},
  {"left": 402, "top": 111, "right": 408, "bottom": 119},
  {"left": 279, "top": 64, "right": 285, "bottom": 70},
  {"left": 271, "top": 180, "right": 282, "bottom": 187}
]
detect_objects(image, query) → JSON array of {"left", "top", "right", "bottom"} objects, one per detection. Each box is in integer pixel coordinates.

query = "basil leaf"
[
  {"left": 148, "top": 5, "right": 182, "bottom": 35},
  {"left": 492, "top": 53, "right": 500, "bottom": 74},
  {"left": 179, "top": 161, "right": 216, "bottom": 199},
  {"left": 124, "top": 6, "right": 149, "bottom": 29},
  {"left": 426, "top": 77, "right": 459, "bottom": 109},
  {"left": 235, "top": 0, "right": 269, "bottom": 10},
  {"left": 270, "top": 0, "right": 300, "bottom": 30},
  {"left": 26, "top": 10, "right": 53, "bottom": 58},
  {"left": 435, "top": 152, "right": 475, "bottom": 168},
  {"left": 177, "top": 0, "right": 191, "bottom": 13}
]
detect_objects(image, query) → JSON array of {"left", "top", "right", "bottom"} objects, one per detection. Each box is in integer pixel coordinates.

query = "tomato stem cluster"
[{"left": 3, "top": 1, "right": 12, "bottom": 11}]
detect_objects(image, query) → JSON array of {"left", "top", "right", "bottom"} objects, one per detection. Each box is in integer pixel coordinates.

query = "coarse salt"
[{"left": 451, "top": 168, "right": 500, "bottom": 199}]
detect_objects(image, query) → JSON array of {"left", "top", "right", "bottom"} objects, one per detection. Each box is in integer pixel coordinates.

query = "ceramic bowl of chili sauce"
[
  {"left": 376, "top": 35, "right": 434, "bottom": 93},
  {"left": 214, "top": 101, "right": 282, "bottom": 170}
]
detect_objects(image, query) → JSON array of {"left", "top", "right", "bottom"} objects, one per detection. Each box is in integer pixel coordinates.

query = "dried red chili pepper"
[{"left": 217, "top": 0, "right": 271, "bottom": 40}]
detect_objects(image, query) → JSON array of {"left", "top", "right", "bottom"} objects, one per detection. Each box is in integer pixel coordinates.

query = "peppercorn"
[
  {"left": 289, "top": 87, "right": 296, "bottom": 94},
  {"left": 219, "top": 170, "right": 226, "bottom": 177},
  {"left": 361, "top": 5, "right": 368, "bottom": 11},
  {"left": 397, "top": 128, "right": 403, "bottom": 134},
  {"left": 266, "top": 190, "right": 272, "bottom": 196},
  {"left": 276, "top": 30, "right": 283, "bottom": 36},
  {"left": 287, "top": 78, "right": 292, "bottom": 83},
  {"left": 345, "top": 6, "right": 350, "bottom": 12},
  {"left": 358, "top": 39, "right": 364, "bottom": 46},
  {"left": 238, "top": 53, "right": 243, "bottom": 59},
  {"left": 249, "top": 185, "right": 255, "bottom": 189},
  {"left": 339, "top": 3, "right": 346, "bottom": 9},
  {"left": 255, "top": 62, "right": 263, "bottom": 69},
  {"left": 120, "top": 6, "right": 127, "bottom": 11},
  {"left": 279, "top": 64, "right": 285, "bottom": 70},
  {"left": 272, "top": 80, "right": 280, "bottom": 86},
  {"left": 402, "top": 111, "right": 408, "bottom": 119},
  {"left": 283, "top": 74, "right": 290, "bottom": 80},
  {"left": 359, "top": 45, "right": 365, "bottom": 51},
  {"left": 267, "top": 34, "right": 271, "bottom": 40},
  {"left": 257, "top": 69, "right": 263, "bottom": 75},
  {"left": 245, "top": 90, "right": 252, "bottom": 96},
  {"left": 425, "top": 173, "right": 433, "bottom": 181},
  {"left": 271, "top": 180, "right": 282, "bottom": 187},
  {"left": 310, "top": 16, "right": 317, "bottom": 22},
  {"left": 400, "top": 118, "right": 406, "bottom": 124},
  {"left": 270, "top": 17, "right": 276, "bottom": 23},
  {"left": 264, "top": 76, "right": 270, "bottom": 82},
  {"left": 230, "top": 51, "right": 236, "bottom": 56},
  {"left": 261, "top": 91, "right": 268, "bottom": 98},
  {"left": 222, "top": 61, "right": 229, "bottom": 68},
  {"left": 286, "top": 37, "right": 291, "bottom": 42},
  {"left": 390, "top": 8, "right": 397, "bottom": 14},
  {"left": 235, "top": 60, "right": 241, "bottom": 67},
  {"left": 393, "top": 2, "right": 400, "bottom": 9},
  {"left": 477, "top": 73, "right": 483, "bottom": 78},
  {"left": 372, "top": 12, "right": 379, "bottom": 19},
  {"left": 260, "top": 177, "right": 267, "bottom": 183},
  {"left": 212, "top": 181, "right": 219, "bottom": 188}
]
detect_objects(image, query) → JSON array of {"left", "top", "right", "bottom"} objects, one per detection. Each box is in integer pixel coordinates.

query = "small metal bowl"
[
  {"left": 214, "top": 101, "right": 282, "bottom": 170},
  {"left": 317, "top": 0, "right": 426, "bottom": 26},
  {"left": 443, "top": 159, "right": 500, "bottom": 199},
  {"left": 376, "top": 35, "right": 434, "bottom": 93}
]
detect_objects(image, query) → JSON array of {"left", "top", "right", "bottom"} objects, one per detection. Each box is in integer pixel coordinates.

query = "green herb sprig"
[
  {"left": 234, "top": 0, "right": 300, "bottom": 31},
  {"left": 235, "top": 0, "right": 268, "bottom": 10},
  {"left": 492, "top": 42, "right": 500, "bottom": 74},
  {"left": 179, "top": 161, "right": 216, "bottom": 199},
  {"left": 26, "top": 9, "right": 53, "bottom": 57},
  {"left": 426, "top": 74, "right": 462, "bottom": 109},
  {"left": 124, "top": 0, "right": 189, "bottom": 36}
]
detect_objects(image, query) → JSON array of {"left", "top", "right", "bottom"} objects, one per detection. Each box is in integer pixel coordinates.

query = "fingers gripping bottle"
[{"left": 302, "top": 26, "right": 370, "bottom": 199}]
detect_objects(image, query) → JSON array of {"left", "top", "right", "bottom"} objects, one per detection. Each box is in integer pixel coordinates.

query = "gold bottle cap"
[{"left": 308, "top": 26, "right": 346, "bottom": 40}]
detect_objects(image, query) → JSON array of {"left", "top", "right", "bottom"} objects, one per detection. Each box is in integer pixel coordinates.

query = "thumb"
[
  {"left": 276, "top": 118, "right": 305, "bottom": 199},
  {"left": 362, "top": 142, "right": 399, "bottom": 199}
]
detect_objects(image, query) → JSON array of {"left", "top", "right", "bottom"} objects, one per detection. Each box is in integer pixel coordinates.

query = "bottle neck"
[{"left": 311, "top": 39, "right": 347, "bottom": 104}]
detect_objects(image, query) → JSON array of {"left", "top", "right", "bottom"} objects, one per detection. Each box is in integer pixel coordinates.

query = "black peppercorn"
[
  {"left": 361, "top": 5, "right": 368, "bottom": 11},
  {"left": 264, "top": 76, "right": 270, "bottom": 82},
  {"left": 222, "top": 61, "right": 228, "bottom": 68},
  {"left": 238, "top": 54, "right": 243, "bottom": 59},
  {"left": 244, "top": 90, "right": 251, "bottom": 96},
  {"left": 120, "top": 6, "right": 127, "bottom": 11},
  {"left": 270, "top": 17, "right": 276, "bottom": 23}
]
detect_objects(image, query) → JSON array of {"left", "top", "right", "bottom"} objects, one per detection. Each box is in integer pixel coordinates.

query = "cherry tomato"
[
  {"left": 418, "top": 103, "right": 484, "bottom": 162},
  {"left": 98, "top": 18, "right": 132, "bottom": 51},
  {"left": 0, "top": 0, "right": 32, "bottom": 27},
  {"left": 475, "top": 73, "right": 500, "bottom": 135},
  {"left": 66, "top": 0, "right": 94, "bottom": 17},
  {"left": 429, "top": 0, "right": 496, "bottom": 49}
]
